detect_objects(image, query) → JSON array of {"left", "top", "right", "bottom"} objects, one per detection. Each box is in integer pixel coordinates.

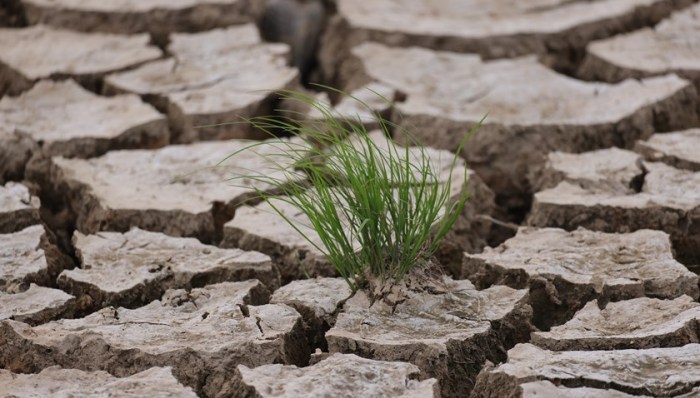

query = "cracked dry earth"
[{"left": 1, "top": 0, "right": 700, "bottom": 397}]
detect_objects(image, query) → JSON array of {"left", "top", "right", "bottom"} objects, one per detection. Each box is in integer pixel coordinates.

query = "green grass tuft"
[{"left": 224, "top": 89, "right": 481, "bottom": 291}]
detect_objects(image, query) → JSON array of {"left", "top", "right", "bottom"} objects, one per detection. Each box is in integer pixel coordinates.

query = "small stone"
[
  {"left": 0, "top": 281, "right": 309, "bottom": 398},
  {"left": 33, "top": 138, "right": 305, "bottom": 243},
  {"left": 233, "top": 353, "right": 439, "bottom": 398},
  {"left": 0, "top": 366, "right": 198, "bottom": 397},
  {"left": 529, "top": 160, "right": 700, "bottom": 266},
  {"left": 105, "top": 25, "right": 298, "bottom": 143},
  {"left": 532, "top": 296, "right": 700, "bottom": 351},
  {"left": 326, "top": 276, "right": 531, "bottom": 398},
  {"left": 0, "top": 225, "right": 71, "bottom": 294},
  {"left": 59, "top": 228, "right": 278, "bottom": 309},
  {"left": 580, "top": 3, "right": 700, "bottom": 85},
  {"left": 471, "top": 343, "right": 700, "bottom": 397},
  {"left": 320, "top": 0, "right": 694, "bottom": 85},
  {"left": 271, "top": 278, "right": 353, "bottom": 348},
  {"left": 0, "top": 80, "right": 168, "bottom": 158},
  {"left": 335, "top": 43, "right": 698, "bottom": 204},
  {"left": 0, "top": 182, "right": 40, "bottom": 234},
  {"left": 0, "top": 25, "right": 161, "bottom": 96},
  {"left": 0, "top": 284, "right": 76, "bottom": 326},
  {"left": 462, "top": 227, "right": 698, "bottom": 329},
  {"left": 21, "top": 0, "right": 263, "bottom": 42},
  {"left": 635, "top": 128, "right": 700, "bottom": 171}
]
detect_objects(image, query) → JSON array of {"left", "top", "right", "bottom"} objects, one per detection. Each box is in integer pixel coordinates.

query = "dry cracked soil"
[{"left": 1, "top": 0, "right": 700, "bottom": 397}]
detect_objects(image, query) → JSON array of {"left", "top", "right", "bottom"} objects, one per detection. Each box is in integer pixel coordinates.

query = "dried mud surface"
[
  {"left": 331, "top": 42, "right": 699, "bottom": 204},
  {"left": 529, "top": 148, "right": 700, "bottom": 265},
  {"left": 580, "top": 3, "right": 700, "bottom": 85},
  {"left": 320, "top": 0, "right": 696, "bottom": 82},
  {"left": 1, "top": 1, "right": 700, "bottom": 397},
  {"left": 30, "top": 138, "right": 305, "bottom": 243},
  {"left": 233, "top": 353, "right": 439, "bottom": 398},
  {"left": 0, "top": 80, "right": 168, "bottom": 158},
  {"left": 327, "top": 274, "right": 532, "bottom": 398},
  {"left": 0, "top": 25, "right": 161, "bottom": 96},
  {"left": 463, "top": 227, "right": 698, "bottom": 328},
  {"left": 473, "top": 343, "right": 700, "bottom": 397},
  {"left": 59, "top": 228, "right": 278, "bottom": 309},
  {"left": 0, "top": 366, "right": 198, "bottom": 397},
  {"left": 0, "top": 281, "right": 309, "bottom": 398},
  {"left": 105, "top": 25, "right": 298, "bottom": 143},
  {"left": 21, "top": 0, "right": 263, "bottom": 43}
]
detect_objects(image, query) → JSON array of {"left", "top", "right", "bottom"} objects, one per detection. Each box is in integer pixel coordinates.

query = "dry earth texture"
[{"left": 1, "top": 1, "right": 700, "bottom": 398}]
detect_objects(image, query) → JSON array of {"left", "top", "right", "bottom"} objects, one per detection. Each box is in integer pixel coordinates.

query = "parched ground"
[{"left": 1, "top": 1, "right": 700, "bottom": 397}]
